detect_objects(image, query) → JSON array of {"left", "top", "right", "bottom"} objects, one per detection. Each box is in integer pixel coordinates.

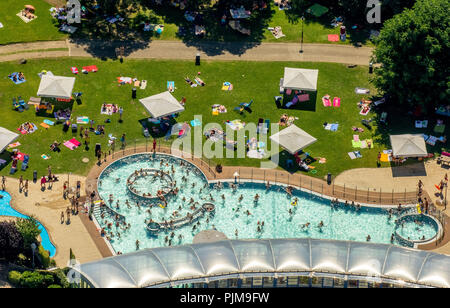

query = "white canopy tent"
[
  {"left": 390, "top": 134, "right": 428, "bottom": 157},
  {"left": 37, "top": 75, "right": 76, "bottom": 99},
  {"left": 139, "top": 91, "right": 185, "bottom": 119},
  {"left": 282, "top": 67, "right": 319, "bottom": 91},
  {"left": 270, "top": 124, "right": 317, "bottom": 154},
  {"left": 0, "top": 127, "right": 19, "bottom": 153}
]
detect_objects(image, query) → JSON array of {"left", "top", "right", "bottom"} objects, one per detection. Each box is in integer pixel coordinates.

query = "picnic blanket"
[
  {"left": 190, "top": 119, "right": 202, "bottom": 127},
  {"left": 322, "top": 95, "right": 331, "bottom": 107},
  {"left": 117, "top": 77, "right": 132, "bottom": 84},
  {"left": 8, "top": 142, "right": 21, "bottom": 149},
  {"left": 333, "top": 97, "right": 341, "bottom": 107},
  {"left": 247, "top": 149, "right": 265, "bottom": 159},
  {"left": 380, "top": 153, "right": 391, "bottom": 162},
  {"left": 16, "top": 12, "right": 37, "bottom": 23},
  {"left": 324, "top": 123, "right": 339, "bottom": 131},
  {"left": 44, "top": 119, "right": 54, "bottom": 126},
  {"left": 348, "top": 151, "right": 362, "bottom": 159},
  {"left": 140, "top": 80, "right": 147, "bottom": 90},
  {"left": 222, "top": 82, "right": 233, "bottom": 91},
  {"left": 71, "top": 67, "right": 79, "bottom": 74},
  {"left": 40, "top": 123, "right": 50, "bottom": 129},
  {"left": 225, "top": 120, "right": 246, "bottom": 131},
  {"left": 82, "top": 65, "right": 98, "bottom": 73},
  {"left": 8, "top": 72, "right": 26, "bottom": 84},
  {"left": 212, "top": 105, "right": 227, "bottom": 115},
  {"left": 77, "top": 116, "right": 90, "bottom": 124},
  {"left": 101, "top": 104, "right": 119, "bottom": 115},
  {"left": 17, "top": 123, "right": 37, "bottom": 135},
  {"left": 14, "top": 152, "right": 28, "bottom": 161},
  {"left": 360, "top": 106, "right": 371, "bottom": 116},
  {"left": 328, "top": 34, "right": 339, "bottom": 42},
  {"left": 64, "top": 138, "right": 81, "bottom": 150},
  {"left": 434, "top": 124, "right": 446, "bottom": 134},
  {"left": 269, "top": 26, "right": 286, "bottom": 39}
]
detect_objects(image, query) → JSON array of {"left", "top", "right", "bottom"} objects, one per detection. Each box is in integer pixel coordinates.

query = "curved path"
[{"left": 0, "top": 39, "right": 373, "bottom": 65}]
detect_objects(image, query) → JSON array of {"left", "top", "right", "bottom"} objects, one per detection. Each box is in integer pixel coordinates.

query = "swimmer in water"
[
  {"left": 366, "top": 235, "right": 371, "bottom": 242},
  {"left": 318, "top": 221, "right": 324, "bottom": 228},
  {"left": 254, "top": 194, "right": 259, "bottom": 202},
  {"left": 221, "top": 194, "right": 225, "bottom": 200},
  {"left": 238, "top": 195, "right": 243, "bottom": 202},
  {"left": 235, "top": 229, "right": 238, "bottom": 237},
  {"left": 301, "top": 222, "right": 310, "bottom": 229}
]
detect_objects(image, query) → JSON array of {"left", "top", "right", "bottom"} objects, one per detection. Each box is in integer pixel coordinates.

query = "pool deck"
[
  {"left": 1, "top": 175, "right": 104, "bottom": 267},
  {"left": 84, "top": 146, "right": 450, "bottom": 255}
]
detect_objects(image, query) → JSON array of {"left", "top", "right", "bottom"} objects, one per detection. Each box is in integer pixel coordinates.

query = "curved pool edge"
[
  {"left": 85, "top": 151, "right": 444, "bottom": 254},
  {"left": 0, "top": 190, "right": 57, "bottom": 258}
]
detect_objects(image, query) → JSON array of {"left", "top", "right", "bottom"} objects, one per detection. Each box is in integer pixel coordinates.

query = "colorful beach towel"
[
  {"left": 8, "top": 142, "right": 21, "bottom": 149},
  {"left": 333, "top": 97, "right": 341, "bottom": 107},
  {"left": 190, "top": 119, "right": 202, "bottom": 127},
  {"left": 222, "top": 82, "right": 233, "bottom": 91},
  {"left": 328, "top": 34, "right": 339, "bottom": 42},
  {"left": 322, "top": 95, "right": 331, "bottom": 107},
  {"left": 41, "top": 154, "right": 50, "bottom": 160},
  {"left": 17, "top": 123, "right": 37, "bottom": 135},
  {"left": 8, "top": 72, "right": 26, "bottom": 84},
  {"left": 71, "top": 67, "right": 79, "bottom": 74},
  {"left": 117, "top": 77, "right": 132, "bottom": 84},
  {"left": 44, "top": 119, "right": 54, "bottom": 126},
  {"left": 40, "top": 123, "right": 50, "bottom": 129},
  {"left": 167, "top": 81, "right": 175, "bottom": 92},
  {"left": 225, "top": 120, "right": 246, "bottom": 131},
  {"left": 76, "top": 116, "right": 89, "bottom": 124}
]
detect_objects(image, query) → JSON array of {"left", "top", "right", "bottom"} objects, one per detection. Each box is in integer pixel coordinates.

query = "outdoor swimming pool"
[
  {"left": 96, "top": 153, "right": 439, "bottom": 255},
  {"left": 0, "top": 191, "right": 56, "bottom": 257}
]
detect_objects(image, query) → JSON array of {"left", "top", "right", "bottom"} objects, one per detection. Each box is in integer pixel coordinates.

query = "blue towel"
[
  {"left": 44, "top": 119, "right": 55, "bottom": 126},
  {"left": 190, "top": 119, "right": 201, "bottom": 127},
  {"left": 8, "top": 73, "right": 26, "bottom": 85},
  {"left": 330, "top": 123, "right": 339, "bottom": 131}
]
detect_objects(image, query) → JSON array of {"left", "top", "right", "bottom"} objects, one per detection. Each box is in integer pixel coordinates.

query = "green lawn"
[
  {"left": 0, "top": 58, "right": 444, "bottom": 180},
  {"left": 0, "top": 1, "right": 371, "bottom": 46},
  {"left": 0, "top": 0, "right": 66, "bottom": 45}
]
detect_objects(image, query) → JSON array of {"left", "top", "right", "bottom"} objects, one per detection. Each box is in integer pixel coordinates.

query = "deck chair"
[{"left": 239, "top": 99, "right": 253, "bottom": 108}]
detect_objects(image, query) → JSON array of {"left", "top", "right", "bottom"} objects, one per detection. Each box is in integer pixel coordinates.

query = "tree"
[
  {"left": 0, "top": 222, "right": 24, "bottom": 261},
  {"left": 15, "top": 217, "right": 41, "bottom": 254},
  {"left": 372, "top": 0, "right": 449, "bottom": 112}
]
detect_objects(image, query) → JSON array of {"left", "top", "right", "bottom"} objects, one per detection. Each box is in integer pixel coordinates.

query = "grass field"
[
  {"left": 0, "top": 0, "right": 66, "bottom": 45},
  {"left": 0, "top": 0, "right": 370, "bottom": 46},
  {"left": 1, "top": 57, "right": 444, "bottom": 181}
]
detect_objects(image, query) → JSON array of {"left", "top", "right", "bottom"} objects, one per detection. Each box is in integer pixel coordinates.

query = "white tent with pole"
[
  {"left": 37, "top": 75, "right": 76, "bottom": 99},
  {"left": 139, "top": 91, "right": 185, "bottom": 119},
  {"left": 0, "top": 127, "right": 19, "bottom": 153},
  {"left": 270, "top": 124, "right": 317, "bottom": 154},
  {"left": 390, "top": 134, "right": 428, "bottom": 157},
  {"left": 281, "top": 67, "right": 319, "bottom": 91}
]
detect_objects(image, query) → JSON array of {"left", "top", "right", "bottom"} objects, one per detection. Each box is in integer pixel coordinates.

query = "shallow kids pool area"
[
  {"left": 0, "top": 191, "right": 56, "bottom": 257},
  {"left": 96, "top": 153, "right": 439, "bottom": 255}
]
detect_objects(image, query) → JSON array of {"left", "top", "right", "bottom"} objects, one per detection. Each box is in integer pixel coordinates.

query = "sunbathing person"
[{"left": 184, "top": 77, "right": 194, "bottom": 86}]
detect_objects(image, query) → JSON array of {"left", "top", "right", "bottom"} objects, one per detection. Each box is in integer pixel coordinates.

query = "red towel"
[
  {"left": 69, "top": 138, "right": 81, "bottom": 147},
  {"left": 328, "top": 34, "right": 339, "bottom": 42}
]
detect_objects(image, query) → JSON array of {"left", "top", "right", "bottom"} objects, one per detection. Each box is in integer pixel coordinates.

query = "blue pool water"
[
  {"left": 0, "top": 191, "right": 56, "bottom": 257},
  {"left": 97, "top": 154, "right": 438, "bottom": 254}
]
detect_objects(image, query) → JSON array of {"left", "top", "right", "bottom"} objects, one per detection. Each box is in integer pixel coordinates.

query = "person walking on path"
[
  {"left": 153, "top": 138, "right": 157, "bottom": 152},
  {"left": 120, "top": 133, "right": 126, "bottom": 149},
  {"left": 40, "top": 176, "right": 46, "bottom": 189},
  {"left": 24, "top": 179, "right": 29, "bottom": 195},
  {"left": 19, "top": 175, "right": 23, "bottom": 190},
  {"left": 119, "top": 107, "right": 123, "bottom": 122},
  {"left": 1, "top": 176, "right": 5, "bottom": 191},
  {"left": 47, "top": 165, "right": 52, "bottom": 178},
  {"left": 377, "top": 152, "right": 381, "bottom": 166},
  {"left": 60, "top": 211, "right": 65, "bottom": 224}
]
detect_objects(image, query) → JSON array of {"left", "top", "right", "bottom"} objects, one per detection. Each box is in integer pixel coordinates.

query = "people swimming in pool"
[
  {"left": 318, "top": 221, "right": 324, "bottom": 228},
  {"left": 301, "top": 222, "right": 310, "bottom": 229},
  {"left": 366, "top": 235, "right": 371, "bottom": 242}
]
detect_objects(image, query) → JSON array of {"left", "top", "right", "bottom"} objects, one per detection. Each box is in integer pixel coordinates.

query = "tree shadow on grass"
[{"left": 146, "top": 1, "right": 275, "bottom": 56}]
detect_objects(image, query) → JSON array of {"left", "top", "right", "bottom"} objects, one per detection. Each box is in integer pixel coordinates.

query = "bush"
[
  {"left": 15, "top": 217, "right": 40, "bottom": 253},
  {"left": 8, "top": 271, "right": 22, "bottom": 286},
  {"left": 0, "top": 222, "right": 24, "bottom": 261},
  {"left": 19, "top": 271, "right": 46, "bottom": 288},
  {"left": 48, "top": 284, "right": 62, "bottom": 288},
  {"left": 38, "top": 245, "right": 51, "bottom": 269}
]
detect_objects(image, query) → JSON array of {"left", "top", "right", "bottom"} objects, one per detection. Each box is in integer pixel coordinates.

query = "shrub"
[
  {"left": 38, "top": 245, "right": 51, "bottom": 269},
  {"left": 19, "top": 271, "right": 46, "bottom": 288},
  {"left": 15, "top": 217, "right": 40, "bottom": 253},
  {"left": 8, "top": 271, "right": 22, "bottom": 286},
  {"left": 48, "top": 284, "right": 62, "bottom": 288},
  {"left": 0, "top": 222, "right": 24, "bottom": 261}
]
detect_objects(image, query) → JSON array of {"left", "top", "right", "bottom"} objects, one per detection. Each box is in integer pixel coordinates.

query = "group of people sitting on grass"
[{"left": 9, "top": 72, "right": 25, "bottom": 82}]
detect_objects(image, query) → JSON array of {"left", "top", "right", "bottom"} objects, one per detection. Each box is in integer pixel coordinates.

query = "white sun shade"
[
  {"left": 139, "top": 91, "right": 185, "bottom": 119},
  {"left": 390, "top": 134, "right": 428, "bottom": 157},
  {"left": 37, "top": 75, "right": 76, "bottom": 99},
  {"left": 282, "top": 67, "right": 319, "bottom": 91},
  {"left": 0, "top": 127, "right": 19, "bottom": 153},
  {"left": 270, "top": 124, "right": 317, "bottom": 154}
]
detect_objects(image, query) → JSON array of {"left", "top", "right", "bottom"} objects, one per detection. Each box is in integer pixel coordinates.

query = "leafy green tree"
[
  {"left": 15, "top": 217, "right": 41, "bottom": 253},
  {"left": 0, "top": 222, "right": 24, "bottom": 261},
  {"left": 372, "top": 0, "right": 450, "bottom": 112}
]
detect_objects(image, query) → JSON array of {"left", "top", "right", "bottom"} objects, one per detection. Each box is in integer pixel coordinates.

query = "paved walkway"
[
  {"left": 1, "top": 175, "right": 103, "bottom": 267},
  {"left": 0, "top": 39, "right": 373, "bottom": 65}
]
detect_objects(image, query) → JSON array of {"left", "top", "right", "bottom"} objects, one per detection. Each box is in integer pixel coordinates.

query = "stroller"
[{"left": 21, "top": 155, "right": 30, "bottom": 171}]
